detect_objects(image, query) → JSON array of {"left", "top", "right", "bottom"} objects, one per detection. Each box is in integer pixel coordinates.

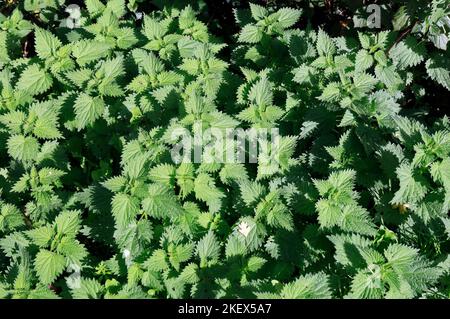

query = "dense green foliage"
[{"left": 0, "top": 0, "right": 449, "bottom": 299}]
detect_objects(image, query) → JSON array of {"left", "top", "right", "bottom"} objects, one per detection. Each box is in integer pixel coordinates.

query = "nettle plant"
[{"left": 0, "top": 0, "right": 449, "bottom": 299}]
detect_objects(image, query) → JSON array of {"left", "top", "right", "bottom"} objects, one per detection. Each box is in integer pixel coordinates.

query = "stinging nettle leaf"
[
  {"left": 72, "top": 40, "right": 112, "bottom": 66},
  {"left": 17, "top": 64, "right": 53, "bottom": 95},
  {"left": 34, "top": 250, "right": 66, "bottom": 285},
  {"left": 74, "top": 93, "right": 105, "bottom": 130},
  {"left": 7, "top": 135, "right": 40, "bottom": 162},
  {"left": 238, "top": 24, "right": 263, "bottom": 43},
  {"left": 34, "top": 27, "right": 62, "bottom": 60},
  {"left": 276, "top": 8, "right": 302, "bottom": 29}
]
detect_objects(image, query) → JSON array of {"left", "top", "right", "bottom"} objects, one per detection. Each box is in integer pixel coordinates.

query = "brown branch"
[
  {"left": 387, "top": 21, "right": 418, "bottom": 54},
  {"left": 22, "top": 210, "right": 33, "bottom": 229},
  {"left": 23, "top": 39, "right": 30, "bottom": 58}
]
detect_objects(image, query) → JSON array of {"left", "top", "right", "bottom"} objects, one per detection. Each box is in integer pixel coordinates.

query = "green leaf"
[
  {"left": 240, "top": 180, "right": 266, "bottom": 206},
  {"left": 169, "top": 243, "right": 194, "bottom": 271},
  {"left": 112, "top": 193, "right": 140, "bottom": 228},
  {"left": 249, "top": 3, "right": 268, "bottom": 21},
  {"left": 0, "top": 111, "right": 26, "bottom": 133},
  {"left": 246, "top": 256, "right": 266, "bottom": 272},
  {"left": 426, "top": 53, "right": 450, "bottom": 91},
  {"left": 72, "top": 41, "right": 112, "bottom": 66},
  {"left": 26, "top": 226, "right": 54, "bottom": 247},
  {"left": 28, "top": 287, "right": 61, "bottom": 299},
  {"left": 105, "top": 0, "right": 126, "bottom": 17},
  {"left": 389, "top": 37, "right": 427, "bottom": 69},
  {"left": 39, "top": 167, "right": 65, "bottom": 185},
  {"left": 178, "top": 6, "right": 196, "bottom": 30},
  {"left": 85, "top": 0, "right": 106, "bottom": 17},
  {"left": 116, "top": 27, "right": 138, "bottom": 49},
  {"left": 54, "top": 211, "right": 81, "bottom": 238},
  {"left": 431, "top": 158, "right": 450, "bottom": 191},
  {"left": 132, "top": 48, "right": 164, "bottom": 76},
  {"left": 194, "top": 173, "right": 224, "bottom": 213},
  {"left": 102, "top": 176, "right": 127, "bottom": 193},
  {"left": 318, "top": 82, "right": 341, "bottom": 102},
  {"left": 144, "top": 249, "right": 168, "bottom": 272},
  {"left": 34, "top": 250, "right": 66, "bottom": 285},
  {"left": 176, "top": 164, "right": 195, "bottom": 198},
  {"left": 391, "top": 163, "right": 429, "bottom": 205},
  {"left": 33, "top": 114, "right": 61, "bottom": 140},
  {"left": 149, "top": 164, "right": 175, "bottom": 185},
  {"left": 34, "top": 27, "right": 62, "bottom": 59},
  {"left": 238, "top": 24, "right": 263, "bottom": 43},
  {"left": 143, "top": 16, "right": 166, "bottom": 39},
  {"left": 123, "top": 153, "right": 148, "bottom": 179},
  {"left": 197, "top": 231, "right": 220, "bottom": 267},
  {"left": 349, "top": 268, "right": 384, "bottom": 299},
  {"left": 7, "top": 135, "right": 40, "bottom": 162},
  {"left": 142, "top": 184, "right": 184, "bottom": 219},
  {"left": 316, "top": 199, "right": 341, "bottom": 229},
  {"left": 384, "top": 244, "right": 418, "bottom": 270},
  {"left": 375, "top": 64, "right": 403, "bottom": 91},
  {"left": 316, "top": 29, "right": 335, "bottom": 57},
  {"left": 358, "top": 33, "right": 371, "bottom": 49},
  {"left": 74, "top": 93, "right": 105, "bottom": 130},
  {"left": 0, "top": 204, "right": 24, "bottom": 232},
  {"left": 292, "top": 64, "right": 317, "bottom": 84},
  {"left": 280, "top": 273, "right": 332, "bottom": 299},
  {"left": 249, "top": 76, "right": 273, "bottom": 106},
  {"left": 65, "top": 68, "right": 93, "bottom": 88},
  {"left": 276, "top": 8, "right": 302, "bottom": 28},
  {"left": 339, "top": 205, "right": 377, "bottom": 236},
  {"left": 355, "top": 50, "right": 374, "bottom": 72},
  {"left": 70, "top": 278, "right": 104, "bottom": 299},
  {"left": 219, "top": 164, "right": 248, "bottom": 184},
  {"left": 179, "top": 263, "right": 199, "bottom": 284},
  {"left": 353, "top": 73, "right": 377, "bottom": 94},
  {"left": 57, "top": 237, "right": 87, "bottom": 264},
  {"left": 392, "top": 6, "right": 410, "bottom": 31},
  {"left": 266, "top": 202, "right": 293, "bottom": 231},
  {"left": 17, "top": 64, "right": 53, "bottom": 95}
]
